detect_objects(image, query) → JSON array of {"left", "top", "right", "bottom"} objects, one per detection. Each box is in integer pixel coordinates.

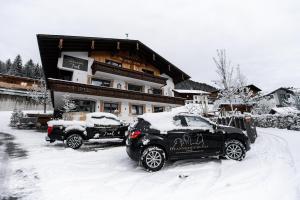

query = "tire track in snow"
[{"left": 198, "top": 131, "right": 299, "bottom": 200}]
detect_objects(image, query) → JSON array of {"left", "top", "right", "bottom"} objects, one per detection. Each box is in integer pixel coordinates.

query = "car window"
[
  {"left": 132, "top": 119, "right": 151, "bottom": 131},
  {"left": 184, "top": 116, "right": 212, "bottom": 129}
]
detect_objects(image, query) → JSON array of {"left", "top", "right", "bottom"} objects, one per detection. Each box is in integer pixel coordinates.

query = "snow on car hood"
[{"left": 47, "top": 120, "right": 86, "bottom": 127}]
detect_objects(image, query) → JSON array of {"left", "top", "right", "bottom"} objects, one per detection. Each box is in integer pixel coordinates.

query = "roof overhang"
[{"left": 37, "top": 34, "right": 190, "bottom": 84}]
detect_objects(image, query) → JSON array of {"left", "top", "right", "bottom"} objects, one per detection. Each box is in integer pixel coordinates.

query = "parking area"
[{"left": 0, "top": 111, "right": 299, "bottom": 200}]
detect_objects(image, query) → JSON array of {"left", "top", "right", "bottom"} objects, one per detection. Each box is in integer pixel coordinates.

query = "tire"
[
  {"left": 66, "top": 134, "right": 83, "bottom": 149},
  {"left": 141, "top": 146, "right": 166, "bottom": 172},
  {"left": 225, "top": 139, "right": 246, "bottom": 161}
]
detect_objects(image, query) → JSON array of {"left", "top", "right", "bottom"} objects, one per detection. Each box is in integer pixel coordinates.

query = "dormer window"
[{"left": 105, "top": 59, "right": 122, "bottom": 67}]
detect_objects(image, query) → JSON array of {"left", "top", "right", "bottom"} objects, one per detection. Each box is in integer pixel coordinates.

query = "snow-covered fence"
[
  {"left": 211, "top": 115, "right": 257, "bottom": 143},
  {"left": 252, "top": 114, "right": 300, "bottom": 131}
]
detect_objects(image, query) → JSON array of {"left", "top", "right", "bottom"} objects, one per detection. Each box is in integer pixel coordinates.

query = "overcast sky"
[{"left": 0, "top": 0, "right": 299, "bottom": 91}]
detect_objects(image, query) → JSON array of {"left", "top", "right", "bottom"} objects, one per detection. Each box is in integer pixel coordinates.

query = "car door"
[
  {"left": 183, "top": 116, "right": 224, "bottom": 156},
  {"left": 166, "top": 116, "right": 195, "bottom": 158}
]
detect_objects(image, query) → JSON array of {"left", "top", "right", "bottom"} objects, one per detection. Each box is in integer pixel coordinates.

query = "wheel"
[
  {"left": 141, "top": 146, "right": 166, "bottom": 172},
  {"left": 66, "top": 134, "right": 83, "bottom": 149},
  {"left": 225, "top": 139, "right": 246, "bottom": 161}
]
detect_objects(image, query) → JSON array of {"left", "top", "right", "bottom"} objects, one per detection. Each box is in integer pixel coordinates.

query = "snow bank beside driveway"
[{"left": 0, "top": 111, "right": 299, "bottom": 200}]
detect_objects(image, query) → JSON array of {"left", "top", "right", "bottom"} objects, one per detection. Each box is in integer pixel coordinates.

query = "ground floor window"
[
  {"left": 153, "top": 106, "right": 164, "bottom": 113},
  {"left": 131, "top": 104, "right": 144, "bottom": 115},
  {"left": 103, "top": 102, "right": 119, "bottom": 113},
  {"left": 73, "top": 100, "right": 95, "bottom": 112}
]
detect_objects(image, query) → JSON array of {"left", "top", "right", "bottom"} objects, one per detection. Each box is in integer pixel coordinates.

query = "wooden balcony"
[
  {"left": 91, "top": 61, "right": 167, "bottom": 85},
  {"left": 48, "top": 78, "right": 185, "bottom": 105}
]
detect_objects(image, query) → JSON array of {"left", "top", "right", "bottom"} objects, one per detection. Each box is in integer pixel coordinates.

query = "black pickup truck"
[{"left": 46, "top": 112, "right": 129, "bottom": 149}]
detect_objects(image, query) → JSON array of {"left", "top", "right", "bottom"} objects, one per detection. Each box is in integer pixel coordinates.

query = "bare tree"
[
  {"left": 28, "top": 78, "right": 51, "bottom": 113},
  {"left": 213, "top": 49, "right": 238, "bottom": 112}
]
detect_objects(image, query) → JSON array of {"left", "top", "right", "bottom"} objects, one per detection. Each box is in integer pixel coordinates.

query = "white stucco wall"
[
  {"left": 161, "top": 74, "right": 175, "bottom": 97},
  {"left": 57, "top": 52, "right": 94, "bottom": 84}
]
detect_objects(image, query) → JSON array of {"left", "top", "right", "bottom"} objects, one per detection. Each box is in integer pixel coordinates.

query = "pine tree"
[
  {"left": 24, "top": 59, "right": 35, "bottom": 78},
  {"left": 5, "top": 59, "right": 12, "bottom": 74},
  {"left": 33, "top": 63, "right": 42, "bottom": 79},
  {"left": 0, "top": 60, "right": 6, "bottom": 73},
  {"left": 11, "top": 55, "right": 23, "bottom": 76}
]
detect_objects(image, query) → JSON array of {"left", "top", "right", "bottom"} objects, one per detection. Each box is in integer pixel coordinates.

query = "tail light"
[
  {"left": 129, "top": 130, "right": 141, "bottom": 139},
  {"left": 47, "top": 125, "right": 53, "bottom": 135}
]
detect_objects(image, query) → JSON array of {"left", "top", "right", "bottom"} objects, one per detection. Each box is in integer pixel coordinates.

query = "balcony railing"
[
  {"left": 48, "top": 78, "right": 185, "bottom": 105},
  {"left": 91, "top": 61, "right": 167, "bottom": 85}
]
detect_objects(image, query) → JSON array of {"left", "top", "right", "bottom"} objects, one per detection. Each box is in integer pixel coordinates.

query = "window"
[
  {"left": 142, "top": 69, "right": 154, "bottom": 75},
  {"left": 103, "top": 102, "right": 119, "bottom": 113},
  {"left": 148, "top": 88, "right": 162, "bottom": 95},
  {"left": 128, "top": 84, "right": 143, "bottom": 92},
  {"left": 117, "top": 83, "right": 122, "bottom": 89},
  {"left": 152, "top": 88, "right": 162, "bottom": 95},
  {"left": 73, "top": 100, "right": 95, "bottom": 112},
  {"left": 58, "top": 69, "right": 73, "bottom": 81},
  {"left": 20, "top": 82, "right": 27, "bottom": 86},
  {"left": 105, "top": 59, "right": 122, "bottom": 67},
  {"left": 91, "top": 78, "right": 111, "bottom": 87},
  {"left": 184, "top": 116, "right": 212, "bottom": 129},
  {"left": 131, "top": 105, "right": 144, "bottom": 115},
  {"left": 153, "top": 106, "right": 164, "bottom": 113}
]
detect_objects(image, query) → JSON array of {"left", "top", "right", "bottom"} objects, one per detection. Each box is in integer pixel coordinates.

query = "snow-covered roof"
[
  {"left": 173, "top": 89, "right": 210, "bottom": 95},
  {"left": 289, "top": 88, "right": 300, "bottom": 94},
  {"left": 270, "top": 107, "right": 300, "bottom": 115}
]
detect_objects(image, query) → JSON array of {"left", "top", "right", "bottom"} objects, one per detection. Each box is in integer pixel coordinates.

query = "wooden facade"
[
  {"left": 90, "top": 51, "right": 161, "bottom": 76},
  {"left": 48, "top": 79, "right": 185, "bottom": 105},
  {"left": 91, "top": 61, "right": 167, "bottom": 85},
  {"left": 0, "top": 74, "right": 40, "bottom": 91}
]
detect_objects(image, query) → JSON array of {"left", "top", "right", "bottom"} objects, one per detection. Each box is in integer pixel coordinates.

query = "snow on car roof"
[
  {"left": 86, "top": 112, "right": 121, "bottom": 127},
  {"left": 86, "top": 112, "right": 119, "bottom": 120},
  {"left": 139, "top": 109, "right": 212, "bottom": 132}
]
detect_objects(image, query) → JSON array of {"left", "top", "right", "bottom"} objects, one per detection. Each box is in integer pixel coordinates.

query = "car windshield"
[{"left": 184, "top": 116, "right": 212, "bottom": 129}]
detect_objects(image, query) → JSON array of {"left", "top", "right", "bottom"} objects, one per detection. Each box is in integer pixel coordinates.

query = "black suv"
[{"left": 126, "top": 112, "right": 251, "bottom": 171}]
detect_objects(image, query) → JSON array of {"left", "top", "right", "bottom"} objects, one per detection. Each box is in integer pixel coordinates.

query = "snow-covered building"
[
  {"left": 37, "top": 34, "right": 190, "bottom": 121},
  {"left": 214, "top": 84, "right": 262, "bottom": 114},
  {"left": 0, "top": 74, "right": 51, "bottom": 110},
  {"left": 264, "top": 87, "right": 300, "bottom": 109}
]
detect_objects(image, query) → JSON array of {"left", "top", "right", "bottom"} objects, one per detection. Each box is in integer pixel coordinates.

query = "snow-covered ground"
[{"left": 0, "top": 111, "right": 300, "bottom": 200}]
